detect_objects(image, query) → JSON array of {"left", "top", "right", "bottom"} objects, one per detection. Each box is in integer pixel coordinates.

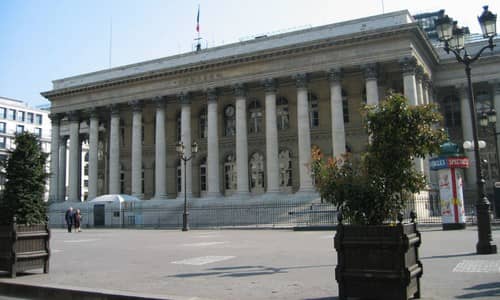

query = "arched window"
[
  {"left": 224, "top": 105, "right": 235, "bottom": 137},
  {"left": 308, "top": 92, "right": 319, "bottom": 128},
  {"left": 176, "top": 160, "right": 182, "bottom": 193},
  {"left": 440, "top": 95, "right": 461, "bottom": 128},
  {"left": 279, "top": 150, "right": 292, "bottom": 191},
  {"left": 176, "top": 112, "right": 181, "bottom": 142},
  {"left": 120, "top": 120, "right": 125, "bottom": 146},
  {"left": 342, "top": 89, "right": 349, "bottom": 123},
  {"left": 277, "top": 96, "right": 289, "bottom": 130},
  {"left": 120, "top": 163, "right": 125, "bottom": 194},
  {"left": 248, "top": 99, "right": 262, "bottom": 134},
  {"left": 200, "top": 157, "right": 207, "bottom": 193},
  {"left": 199, "top": 108, "right": 207, "bottom": 139},
  {"left": 249, "top": 152, "right": 265, "bottom": 193},
  {"left": 224, "top": 154, "right": 237, "bottom": 193}
]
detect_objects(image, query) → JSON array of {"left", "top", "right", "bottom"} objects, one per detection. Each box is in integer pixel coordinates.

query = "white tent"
[
  {"left": 89, "top": 194, "right": 141, "bottom": 204},
  {"left": 89, "top": 194, "right": 142, "bottom": 227}
]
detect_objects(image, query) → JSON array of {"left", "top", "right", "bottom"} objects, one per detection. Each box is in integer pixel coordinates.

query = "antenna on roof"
[{"left": 381, "top": 0, "right": 385, "bottom": 13}]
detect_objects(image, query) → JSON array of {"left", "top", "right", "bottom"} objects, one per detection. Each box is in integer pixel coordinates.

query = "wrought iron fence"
[{"left": 48, "top": 193, "right": 498, "bottom": 229}]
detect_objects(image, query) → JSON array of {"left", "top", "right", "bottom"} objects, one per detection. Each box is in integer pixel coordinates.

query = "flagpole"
[{"left": 195, "top": 4, "right": 201, "bottom": 51}]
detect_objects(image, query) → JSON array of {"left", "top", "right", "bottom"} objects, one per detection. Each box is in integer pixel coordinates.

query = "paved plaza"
[{"left": 0, "top": 226, "right": 500, "bottom": 299}]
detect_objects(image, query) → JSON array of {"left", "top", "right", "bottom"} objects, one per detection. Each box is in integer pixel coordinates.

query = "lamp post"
[
  {"left": 435, "top": 6, "right": 497, "bottom": 254},
  {"left": 176, "top": 140, "right": 198, "bottom": 231}
]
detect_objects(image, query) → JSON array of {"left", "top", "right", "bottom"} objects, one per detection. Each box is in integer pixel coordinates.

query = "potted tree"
[
  {"left": 0, "top": 132, "right": 50, "bottom": 278},
  {"left": 312, "top": 93, "right": 446, "bottom": 299}
]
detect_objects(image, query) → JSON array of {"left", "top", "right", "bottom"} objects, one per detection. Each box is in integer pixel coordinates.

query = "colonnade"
[{"left": 49, "top": 57, "right": 435, "bottom": 202}]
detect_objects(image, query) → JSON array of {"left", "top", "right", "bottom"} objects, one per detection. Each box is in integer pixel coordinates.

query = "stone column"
[
  {"left": 458, "top": 85, "right": 477, "bottom": 187},
  {"left": 88, "top": 110, "right": 99, "bottom": 200},
  {"left": 400, "top": 57, "right": 424, "bottom": 174},
  {"left": 415, "top": 66, "right": 425, "bottom": 105},
  {"left": 295, "top": 74, "right": 314, "bottom": 192},
  {"left": 153, "top": 96, "right": 167, "bottom": 199},
  {"left": 68, "top": 112, "right": 80, "bottom": 202},
  {"left": 179, "top": 93, "right": 193, "bottom": 198},
  {"left": 58, "top": 136, "right": 67, "bottom": 201},
  {"left": 234, "top": 84, "right": 249, "bottom": 194},
  {"left": 49, "top": 113, "right": 61, "bottom": 202},
  {"left": 108, "top": 105, "right": 120, "bottom": 195},
  {"left": 329, "top": 69, "right": 346, "bottom": 158},
  {"left": 422, "top": 74, "right": 431, "bottom": 105},
  {"left": 363, "top": 64, "right": 380, "bottom": 106},
  {"left": 207, "top": 89, "right": 221, "bottom": 197},
  {"left": 400, "top": 57, "right": 419, "bottom": 106},
  {"left": 130, "top": 100, "right": 143, "bottom": 198},
  {"left": 263, "top": 79, "right": 280, "bottom": 193}
]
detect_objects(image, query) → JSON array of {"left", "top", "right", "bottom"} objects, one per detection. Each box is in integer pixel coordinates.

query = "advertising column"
[{"left": 430, "top": 156, "right": 469, "bottom": 230}]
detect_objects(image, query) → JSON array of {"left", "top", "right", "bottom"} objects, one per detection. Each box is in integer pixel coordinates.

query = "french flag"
[{"left": 196, "top": 5, "right": 200, "bottom": 33}]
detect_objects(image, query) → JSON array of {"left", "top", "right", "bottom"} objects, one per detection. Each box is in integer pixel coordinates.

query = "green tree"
[
  {"left": 312, "top": 93, "right": 446, "bottom": 225},
  {"left": 0, "top": 132, "right": 49, "bottom": 225}
]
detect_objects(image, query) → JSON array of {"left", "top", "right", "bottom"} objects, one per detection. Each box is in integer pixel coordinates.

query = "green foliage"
[
  {"left": 0, "top": 132, "right": 49, "bottom": 225},
  {"left": 312, "top": 93, "right": 446, "bottom": 225}
]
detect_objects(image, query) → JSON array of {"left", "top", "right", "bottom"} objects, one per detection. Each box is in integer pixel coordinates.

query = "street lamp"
[
  {"left": 435, "top": 6, "right": 497, "bottom": 254},
  {"left": 176, "top": 140, "right": 198, "bottom": 231}
]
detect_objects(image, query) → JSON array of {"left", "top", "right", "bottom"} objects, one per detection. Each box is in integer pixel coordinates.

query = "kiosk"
[{"left": 430, "top": 141, "right": 469, "bottom": 230}]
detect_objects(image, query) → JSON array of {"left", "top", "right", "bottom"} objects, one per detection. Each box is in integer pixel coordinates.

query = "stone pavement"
[{"left": 0, "top": 226, "right": 499, "bottom": 299}]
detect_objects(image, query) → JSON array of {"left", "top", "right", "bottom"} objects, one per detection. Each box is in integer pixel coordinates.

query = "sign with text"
[{"left": 430, "top": 157, "right": 469, "bottom": 170}]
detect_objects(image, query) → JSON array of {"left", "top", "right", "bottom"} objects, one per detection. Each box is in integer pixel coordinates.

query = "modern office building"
[
  {"left": 0, "top": 96, "right": 51, "bottom": 199},
  {"left": 41, "top": 9, "right": 500, "bottom": 209}
]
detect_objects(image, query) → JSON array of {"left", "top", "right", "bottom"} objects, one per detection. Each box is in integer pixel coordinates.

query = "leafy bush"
[
  {"left": 312, "top": 93, "right": 446, "bottom": 225},
  {"left": 0, "top": 132, "right": 49, "bottom": 225}
]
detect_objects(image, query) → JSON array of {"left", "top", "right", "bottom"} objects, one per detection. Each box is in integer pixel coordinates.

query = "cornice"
[{"left": 42, "top": 23, "right": 422, "bottom": 99}]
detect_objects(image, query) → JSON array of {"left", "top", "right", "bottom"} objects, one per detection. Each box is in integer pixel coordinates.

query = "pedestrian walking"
[
  {"left": 74, "top": 209, "right": 82, "bottom": 232},
  {"left": 65, "top": 207, "right": 74, "bottom": 233}
]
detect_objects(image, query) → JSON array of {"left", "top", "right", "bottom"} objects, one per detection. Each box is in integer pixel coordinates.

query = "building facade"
[
  {"left": 42, "top": 10, "right": 500, "bottom": 206},
  {"left": 0, "top": 96, "right": 51, "bottom": 198}
]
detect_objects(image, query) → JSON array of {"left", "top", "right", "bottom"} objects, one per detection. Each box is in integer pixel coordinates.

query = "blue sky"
[{"left": 0, "top": 0, "right": 495, "bottom": 107}]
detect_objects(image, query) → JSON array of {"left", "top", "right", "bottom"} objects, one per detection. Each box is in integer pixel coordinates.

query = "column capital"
[
  {"left": 423, "top": 74, "right": 432, "bottom": 89},
  {"left": 233, "top": 83, "right": 247, "bottom": 97},
  {"left": 415, "top": 65, "right": 424, "bottom": 81},
  {"left": 49, "top": 113, "right": 63, "bottom": 123},
  {"left": 262, "top": 78, "right": 277, "bottom": 93},
  {"left": 294, "top": 73, "right": 308, "bottom": 88},
  {"left": 129, "top": 99, "right": 143, "bottom": 112},
  {"left": 493, "top": 81, "right": 500, "bottom": 95},
  {"left": 67, "top": 111, "right": 80, "bottom": 123},
  {"left": 153, "top": 96, "right": 166, "bottom": 108},
  {"left": 399, "top": 56, "right": 418, "bottom": 75},
  {"left": 362, "top": 64, "right": 378, "bottom": 80},
  {"left": 60, "top": 135, "right": 68, "bottom": 144},
  {"left": 328, "top": 68, "right": 342, "bottom": 83},
  {"left": 109, "top": 104, "right": 120, "bottom": 116},
  {"left": 178, "top": 92, "right": 191, "bottom": 105},
  {"left": 207, "top": 88, "right": 218, "bottom": 102},
  {"left": 84, "top": 108, "right": 100, "bottom": 119}
]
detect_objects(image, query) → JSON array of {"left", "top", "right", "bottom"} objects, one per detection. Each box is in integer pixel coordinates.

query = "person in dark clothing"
[
  {"left": 74, "top": 209, "right": 82, "bottom": 232},
  {"left": 65, "top": 207, "right": 74, "bottom": 232}
]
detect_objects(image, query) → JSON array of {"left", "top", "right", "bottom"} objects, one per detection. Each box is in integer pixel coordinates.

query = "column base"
[{"left": 152, "top": 194, "right": 168, "bottom": 200}]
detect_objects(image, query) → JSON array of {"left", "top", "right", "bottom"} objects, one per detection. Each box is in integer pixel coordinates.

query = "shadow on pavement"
[
  {"left": 420, "top": 252, "right": 476, "bottom": 260},
  {"left": 168, "top": 264, "right": 334, "bottom": 278},
  {"left": 456, "top": 282, "right": 500, "bottom": 299},
  {"left": 303, "top": 297, "right": 339, "bottom": 300}
]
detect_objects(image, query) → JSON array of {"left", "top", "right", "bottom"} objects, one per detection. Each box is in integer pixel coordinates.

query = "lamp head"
[
  {"left": 435, "top": 14, "right": 454, "bottom": 42},
  {"left": 478, "top": 5, "right": 497, "bottom": 38}
]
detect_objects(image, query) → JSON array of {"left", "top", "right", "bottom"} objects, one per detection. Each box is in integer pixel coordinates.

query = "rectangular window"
[
  {"left": 17, "top": 111, "right": 25, "bottom": 122},
  {"left": 343, "top": 98, "right": 350, "bottom": 123},
  {"left": 16, "top": 125, "right": 24, "bottom": 134},
  {"left": 8, "top": 109, "right": 15, "bottom": 120},
  {"left": 35, "top": 114, "right": 42, "bottom": 125},
  {"left": 84, "top": 180, "right": 89, "bottom": 187},
  {"left": 0, "top": 122, "right": 5, "bottom": 133},
  {"left": 27, "top": 112, "right": 34, "bottom": 124},
  {"left": 0, "top": 137, "right": 6, "bottom": 149},
  {"left": 34, "top": 127, "right": 42, "bottom": 137},
  {"left": 0, "top": 108, "right": 5, "bottom": 119},
  {"left": 200, "top": 166, "right": 207, "bottom": 191}
]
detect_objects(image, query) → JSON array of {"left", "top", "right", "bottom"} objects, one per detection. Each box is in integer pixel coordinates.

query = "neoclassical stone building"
[{"left": 42, "top": 10, "right": 500, "bottom": 205}]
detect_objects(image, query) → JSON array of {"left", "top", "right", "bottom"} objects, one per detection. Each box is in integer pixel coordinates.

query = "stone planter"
[
  {"left": 0, "top": 218, "right": 50, "bottom": 278},
  {"left": 334, "top": 214, "right": 422, "bottom": 300}
]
